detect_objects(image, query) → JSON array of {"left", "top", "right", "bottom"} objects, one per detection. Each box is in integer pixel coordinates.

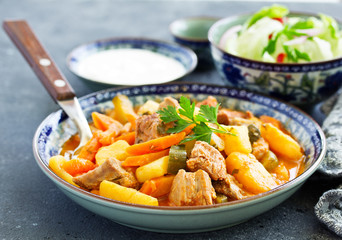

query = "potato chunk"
[
  {"left": 112, "top": 94, "right": 138, "bottom": 125},
  {"left": 137, "top": 100, "right": 160, "bottom": 115},
  {"left": 95, "top": 140, "right": 130, "bottom": 165},
  {"left": 49, "top": 155, "right": 78, "bottom": 186},
  {"left": 135, "top": 156, "right": 169, "bottom": 183},
  {"left": 210, "top": 133, "right": 225, "bottom": 151},
  {"left": 99, "top": 180, "right": 158, "bottom": 206},
  {"left": 223, "top": 126, "right": 252, "bottom": 156},
  {"left": 226, "top": 152, "right": 277, "bottom": 194},
  {"left": 261, "top": 123, "right": 303, "bottom": 161}
]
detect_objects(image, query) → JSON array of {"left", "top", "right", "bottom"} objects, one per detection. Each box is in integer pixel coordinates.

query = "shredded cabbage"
[{"left": 221, "top": 5, "right": 342, "bottom": 63}]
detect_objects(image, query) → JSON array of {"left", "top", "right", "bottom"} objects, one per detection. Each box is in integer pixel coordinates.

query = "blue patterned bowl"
[
  {"left": 66, "top": 37, "right": 198, "bottom": 86},
  {"left": 208, "top": 13, "right": 342, "bottom": 105},
  {"left": 32, "top": 83, "right": 325, "bottom": 233}
]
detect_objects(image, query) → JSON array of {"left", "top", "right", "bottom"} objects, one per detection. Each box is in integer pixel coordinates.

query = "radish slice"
[
  {"left": 283, "top": 36, "right": 308, "bottom": 46},
  {"left": 297, "top": 28, "right": 322, "bottom": 36},
  {"left": 219, "top": 25, "right": 242, "bottom": 49}
]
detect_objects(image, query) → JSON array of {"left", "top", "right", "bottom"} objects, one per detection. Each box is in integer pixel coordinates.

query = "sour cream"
[{"left": 77, "top": 49, "right": 187, "bottom": 85}]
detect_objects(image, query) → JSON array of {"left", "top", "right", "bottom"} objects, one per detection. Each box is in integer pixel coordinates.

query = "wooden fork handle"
[{"left": 3, "top": 20, "right": 75, "bottom": 101}]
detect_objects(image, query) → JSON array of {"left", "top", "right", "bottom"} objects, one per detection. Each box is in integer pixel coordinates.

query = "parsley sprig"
[{"left": 157, "top": 96, "right": 231, "bottom": 144}]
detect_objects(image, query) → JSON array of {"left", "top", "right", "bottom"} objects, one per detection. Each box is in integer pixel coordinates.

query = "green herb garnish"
[
  {"left": 157, "top": 96, "right": 232, "bottom": 144},
  {"left": 262, "top": 31, "right": 281, "bottom": 55},
  {"left": 283, "top": 46, "right": 311, "bottom": 62},
  {"left": 291, "top": 19, "right": 315, "bottom": 30},
  {"left": 262, "top": 24, "right": 308, "bottom": 56},
  {"left": 262, "top": 21, "right": 314, "bottom": 63}
]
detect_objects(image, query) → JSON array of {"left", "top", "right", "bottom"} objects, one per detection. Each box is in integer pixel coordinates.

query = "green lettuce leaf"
[
  {"left": 244, "top": 4, "right": 289, "bottom": 29},
  {"left": 319, "top": 13, "right": 339, "bottom": 39}
]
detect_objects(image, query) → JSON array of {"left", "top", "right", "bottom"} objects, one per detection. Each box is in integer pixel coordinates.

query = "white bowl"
[{"left": 67, "top": 37, "right": 198, "bottom": 86}]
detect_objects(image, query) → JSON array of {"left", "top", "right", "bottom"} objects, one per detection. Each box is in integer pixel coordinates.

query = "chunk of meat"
[
  {"left": 217, "top": 109, "right": 248, "bottom": 125},
  {"left": 187, "top": 141, "right": 226, "bottom": 180},
  {"left": 135, "top": 113, "right": 166, "bottom": 143},
  {"left": 213, "top": 173, "right": 249, "bottom": 201},
  {"left": 195, "top": 96, "right": 218, "bottom": 107},
  {"left": 169, "top": 169, "right": 216, "bottom": 206},
  {"left": 252, "top": 137, "right": 269, "bottom": 160},
  {"left": 158, "top": 97, "right": 180, "bottom": 110},
  {"left": 72, "top": 158, "right": 139, "bottom": 190}
]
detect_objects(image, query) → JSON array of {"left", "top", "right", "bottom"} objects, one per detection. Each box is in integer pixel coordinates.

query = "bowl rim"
[
  {"left": 65, "top": 37, "right": 198, "bottom": 86},
  {"left": 169, "top": 16, "right": 221, "bottom": 43},
  {"left": 32, "top": 82, "right": 326, "bottom": 212},
  {"left": 208, "top": 10, "right": 342, "bottom": 66}
]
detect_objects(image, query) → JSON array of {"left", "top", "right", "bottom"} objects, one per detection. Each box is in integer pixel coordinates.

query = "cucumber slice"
[{"left": 167, "top": 145, "right": 187, "bottom": 175}]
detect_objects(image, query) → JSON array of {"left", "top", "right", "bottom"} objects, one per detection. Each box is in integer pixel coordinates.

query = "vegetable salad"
[{"left": 219, "top": 5, "right": 342, "bottom": 63}]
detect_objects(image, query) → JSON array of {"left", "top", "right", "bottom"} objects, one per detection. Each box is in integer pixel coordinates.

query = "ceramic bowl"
[
  {"left": 208, "top": 12, "right": 342, "bottom": 105},
  {"left": 170, "top": 17, "right": 219, "bottom": 69},
  {"left": 32, "top": 83, "right": 325, "bottom": 233},
  {"left": 66, "top": 37, "right": 197, "bottom": 86}
]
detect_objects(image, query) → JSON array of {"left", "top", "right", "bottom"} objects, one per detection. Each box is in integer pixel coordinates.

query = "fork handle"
[{"left": 3, "top": 20, "right": 75, "bottom": 101}]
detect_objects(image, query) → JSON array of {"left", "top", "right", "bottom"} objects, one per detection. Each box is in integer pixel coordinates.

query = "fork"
[{"left": 3, "top": 20, "right": 92, "bottom": 152}]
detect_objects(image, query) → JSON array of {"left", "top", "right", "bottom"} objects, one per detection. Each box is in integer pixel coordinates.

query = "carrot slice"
[
  {"left": 62, "top": 158, "right": 96, "bottom": 177},
  {"left": 92, "top": 112, "right": 116, "bottom": 131},
  {"left": 183, "top": 123, "right": 195, "bottom": 135},
  {"left": 99, "top": 130, "right": 116, "bottom": 146},
  {"left": 77, "top": 131, "right": 102, "bottom": 162},
  {"left": 122, "top": 149, "right": 170, "bottom": 167},
  {"left": 126, "top": 113, "right": 137, "bottom": 131},
  {"left": 126, "top": 132, "right": 186, "bottom": 155},
  {"left": 114, "top": 132, "right": 136, "bottom": 145},
  {"left": 139, "top": 175, "right": 175, "bottom": 198}
]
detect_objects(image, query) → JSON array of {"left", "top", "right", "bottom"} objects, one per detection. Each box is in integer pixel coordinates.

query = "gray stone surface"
[{"left": 0, "top": 0, "right": 341, "bottom": 239}]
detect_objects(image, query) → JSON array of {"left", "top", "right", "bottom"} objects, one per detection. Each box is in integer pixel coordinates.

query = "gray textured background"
[{"left": 1, "top": 1, "right": 341, "bottom": 239}]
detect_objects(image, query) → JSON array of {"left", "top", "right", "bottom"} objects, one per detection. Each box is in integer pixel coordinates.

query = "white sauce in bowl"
[{"left": 77, "top": 49, "right": 187, "bottom": 85}]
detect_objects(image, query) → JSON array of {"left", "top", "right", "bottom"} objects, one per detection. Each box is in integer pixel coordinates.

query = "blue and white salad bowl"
[
  {"left": 32, "top": 83, "right": 325, "bottom": 233},
  {"left": 208, "top": 13, "right": 342, "bottom": 105}
]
